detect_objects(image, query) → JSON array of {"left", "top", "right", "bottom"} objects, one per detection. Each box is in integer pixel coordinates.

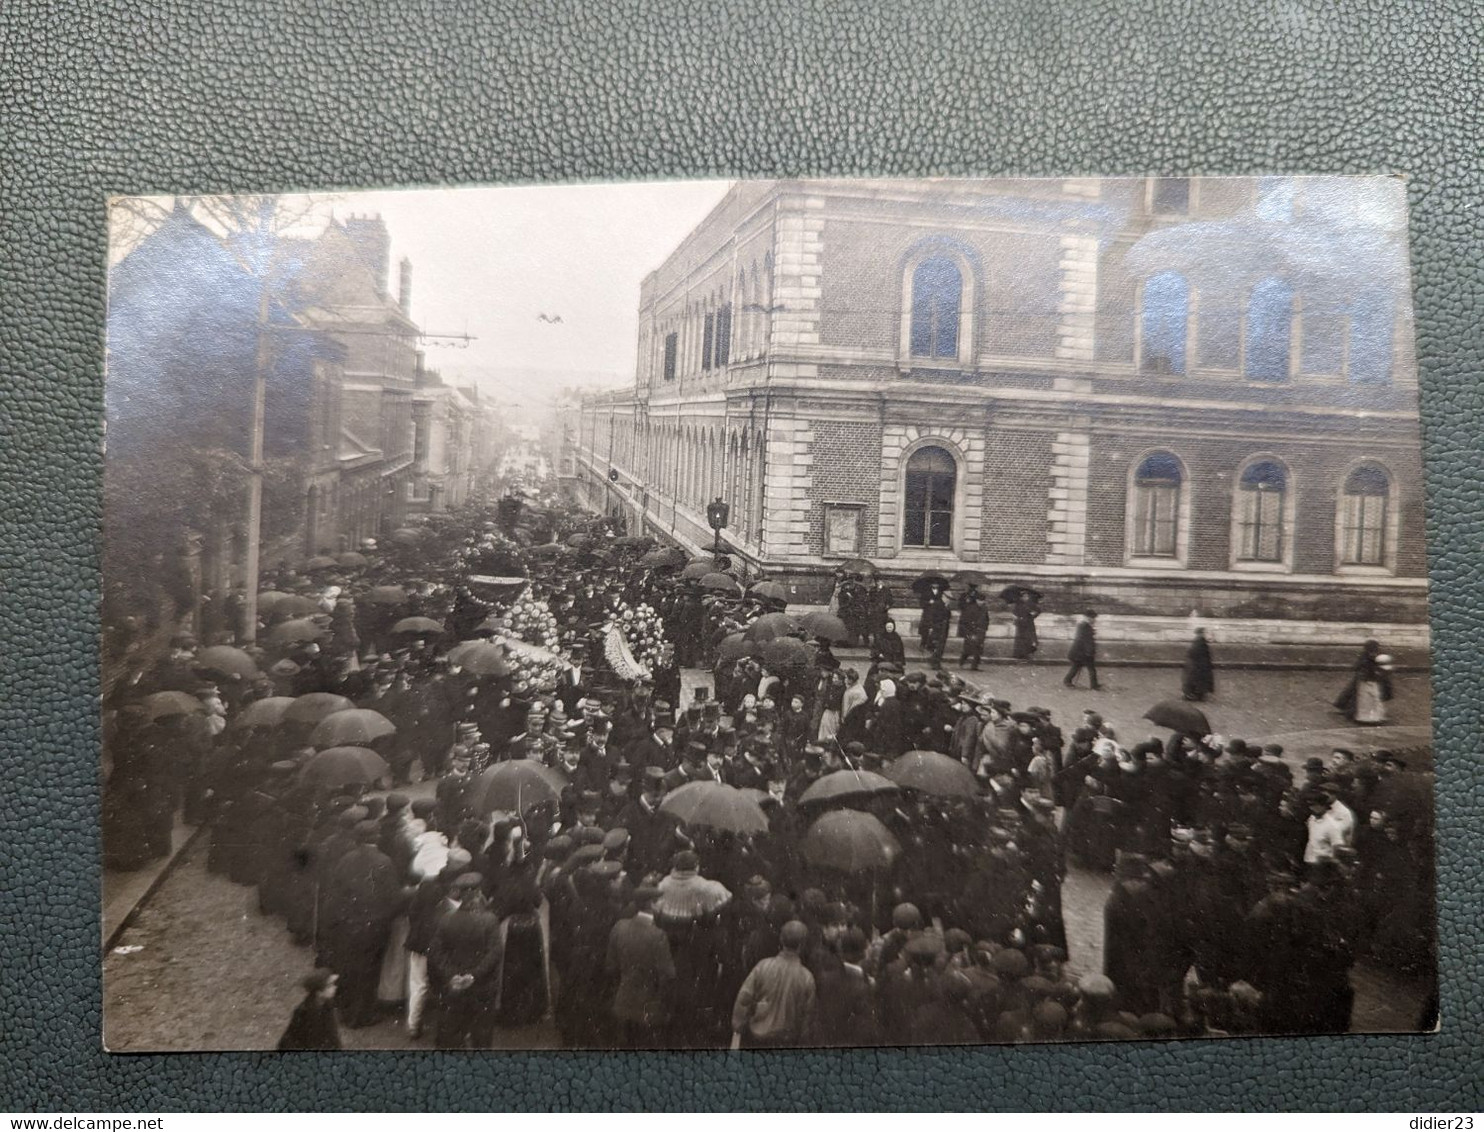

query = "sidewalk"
[
  {"left": 102, "top": 815, "right": 200, "bottom": 951},
  {"left": 830, "top": 638, "right": 1429, "bottom": 671}
]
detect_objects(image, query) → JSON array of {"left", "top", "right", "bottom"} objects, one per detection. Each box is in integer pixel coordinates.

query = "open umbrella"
[
  {"left": 465, "top": 759, "right": 567, "bottom": 816},
  {"left": 303, "top": 555, "right": 340, "bottom": 572},
  {"left": 262, "top": 594, "right": 321, "bottom": 620},
  {"left": 565, "top": 533, "right": 595, "bottom": 549},
  {"left": 749, "top": 580, "right": 789, "bottom": 604},
  {"left": 952, "top": 569, "right": 990, "bottom": 587},
  {"left": 364, "top": 585, "right": 409, "bottom": 606},
  {"left": 680, "top": 560, "right": 714, "bottom": 581},
  {"left": 1144, "top": 700, "right": 1212, "bottom": 735},
  {"left": 309, "top": 708, "right": 396, "bottom": 749},
  {"left": 141, "top": 691, "right": 204, "bottom": 722},
  {"left": 298, "top": 745, "right": 389, "bottom": 789},
  {"left": 282, "top": 693, "right": 356, "bottom": 727},
  {"left": 390, "top": 527, "right": 423, "bottom": 546},
  {"left": 231, "top": 695, "right": 296, "bottom": 730},
  {"left": 910, "top": 573, "right": 951, "bottom": 597},
  {"left": 255, "top": 590, "right": 296, "bottom": 614},
  {"left": 446, "top": 640, "right": 512, "bottom": 678},
  {"left": 660, "top": 781, "right": 769, "bottom": 834},
  {"left": 267, "top": 618, "right": 329, "bottom": 650},
  {"left": 799, "top": 768, "right": 900, "bottom": 808},
  {"left": 743, "top": 611, "right": 799, "bottom": 642},
  {"left": 999, "top": 584, "right": 1044, "bottom": 604},
  {"left": 701, "top": 572, "right": 743, "bottom": 595},
  {"left": 715, "top": 633, "right": 755, "bottom": 663},
  {"left": 529, "top": 542, "right": 569, "bottom": 559},
  {"left": 758, "top": 636, "right": 812, "bottom": 669},
  {"left": 801, "top": 810, "right": 901, "bottom": 873},
  {"left": 192, "top": 645, "right": 259, "bottom": 680},
  {"left": 641, "top": 547, "right": 687, "bottom": 569},
  {"left": 884, "top": 749, "right": 980, "bottom": 798},
  {"left": 337, "top": 551, "right": 369, "bottom": 568},
  {"left": 799, "top": 611, "right": 850, "bottom": 643},
  {"left": 837, "top": 557, "right": 878, "bottom": 576},
  {"left": 391, "top": 616, "right": 445, "bottom": 637}
]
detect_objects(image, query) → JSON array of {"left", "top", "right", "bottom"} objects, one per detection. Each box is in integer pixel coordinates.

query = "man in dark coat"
[
  {"left": 919, "top": 586, "right": 951, "bottom": 670},
  {"left": 957, "top": 586, "right": 989, "bottom": 670},
  {"left": 605, "top": 885, "right": 676, "bottom": 1046},
  {"left": 814, "top": 927, "right": 881, "bottom": 1046},
  {"left": 1182, "top": 628, "right": 1216, "bottom": 702},
  {"left": 624, "top": 712, "right": 676, "bottom": 772},
  {"left": 320, "top": 821, "right": 407, "bottom": 1027},
  {"left": 404, "top": 848, "right": 471, "bottom": 1040},
  {"left": 1063, "top": 609, "right": 1101, "bottom": 690},
  {"left": 429, "top": 874, "right": 503, "bottom": 1049}
]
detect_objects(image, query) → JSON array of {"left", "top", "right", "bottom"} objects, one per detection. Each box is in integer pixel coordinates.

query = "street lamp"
[{"left": 706, "top": 496, "right": 730, "bottom": 559}]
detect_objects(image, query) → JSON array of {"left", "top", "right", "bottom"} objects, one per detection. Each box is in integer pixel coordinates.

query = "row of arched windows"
[
  {"left": 900, "top": 252, "right": 1395, "bottom": 384},
  {"left": 654, "top": 253, "right": 774, "bottom": 384},
  {"left": 900, "top": 444, "right": 1395, "bottom": 569}
]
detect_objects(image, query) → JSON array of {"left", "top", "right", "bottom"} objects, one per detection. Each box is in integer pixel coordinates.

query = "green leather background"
[{"left": 2, "top": 0, "right": 1481, "bottom": 1111}]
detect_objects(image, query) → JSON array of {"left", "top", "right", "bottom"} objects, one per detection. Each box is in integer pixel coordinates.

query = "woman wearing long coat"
[
  {"left": 1182, "top": 628, "right": 1216, "bottom": 701},
  {"left": 1011, "top": 596, "right": 1040, "bottom": 660}
]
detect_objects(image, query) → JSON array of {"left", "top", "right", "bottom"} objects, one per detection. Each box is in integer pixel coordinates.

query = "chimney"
[
  {"left": 398, "top": 256, "right": 413, "bottom": 317},
  {"left": 342, "top": 215, "right": 391, "bottom": 295}
]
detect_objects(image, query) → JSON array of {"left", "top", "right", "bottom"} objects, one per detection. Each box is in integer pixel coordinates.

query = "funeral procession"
[{"left": 101, "top": 178, "right": 1437, "bottom": 1052}]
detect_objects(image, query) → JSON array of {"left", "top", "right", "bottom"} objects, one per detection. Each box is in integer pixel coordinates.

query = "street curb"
[{"left": 103, "top": 822, "right": 207, "bottom": 954}]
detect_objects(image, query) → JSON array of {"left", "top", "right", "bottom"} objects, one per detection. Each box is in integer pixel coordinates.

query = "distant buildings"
[
  {"left": 574, "top": 177, "right": 1426, "bottom": 642},
  {"left": 105, "top": 205, "right": 495, "bottom": 640}
]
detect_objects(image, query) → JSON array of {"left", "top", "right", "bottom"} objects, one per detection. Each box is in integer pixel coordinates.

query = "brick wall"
[
  {"left": 981, "top": 428, "right": 1056, "bottom": 562},
  {"left": 1081, "top": 429, "right": 1427, "bottom": 579},
  {"left": 808, "top": 419, "right": 883, "bottom": 555}
]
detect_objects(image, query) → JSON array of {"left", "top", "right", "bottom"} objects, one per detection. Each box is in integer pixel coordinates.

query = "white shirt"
[{"left": 1304, "top": 799, "right": 1356, "bottom": 864}]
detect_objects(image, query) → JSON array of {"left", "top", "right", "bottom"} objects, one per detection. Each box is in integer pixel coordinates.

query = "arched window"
[
  {"left": 1236, "top": 459, "right": 1288, "bottom": 562},
  {"left": 1140, "top": 271, "right": 1190, "bottom": 375},
  {"left": 909, "top": 257, "right": 962, "bottom": 360},
  {"left": 903, "top": 445, "right": 956, "bottom": 549},
  {"left": 1132, "top": 452, "right": 1183, "bottom": 557},
  {"left": 1340, "top": 464, "right": 1390, "bottom": 566},
  {"left": 1246, "top": 278, "right": 1294, "bottom": 381}
]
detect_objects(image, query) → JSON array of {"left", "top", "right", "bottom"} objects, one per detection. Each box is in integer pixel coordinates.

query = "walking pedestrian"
[
  {"left": 1063, "top": 609, "right": 1101, "bottom": 690},
  {"left": 957, "top": 585, "right": 989, "bottom": 670},
  {"left": 1182, "top": 627, "right": 1215, "bottom": 702}
]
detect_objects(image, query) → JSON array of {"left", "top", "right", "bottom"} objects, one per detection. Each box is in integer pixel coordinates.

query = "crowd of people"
[{"left": 101, "top": 489, "right": 1437, "bottom": 1052}]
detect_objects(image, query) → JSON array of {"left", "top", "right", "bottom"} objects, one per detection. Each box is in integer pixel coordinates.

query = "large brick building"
[{"left": 573, "top": 177, "right": 1426, "bottom": 644}]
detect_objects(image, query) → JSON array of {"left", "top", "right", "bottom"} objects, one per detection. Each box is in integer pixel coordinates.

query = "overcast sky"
[{"left": 314, "top": 180, "right": 733, "bottom": 402}]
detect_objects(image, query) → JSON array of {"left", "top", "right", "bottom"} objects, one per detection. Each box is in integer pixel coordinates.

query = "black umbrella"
[
  {"left": 837, "top": 557, "right": 878, "bottom": 576},
  {"left": 1144, "top": 700, "right": 1212, "bottom": 735},
  {"left": 952, "top": 569, "right": 990, "bottom": 587},
  {"left": 999, "top": 584, "right": 1044, "bottom": 604},
  {"left": 910, "top": 573, "right": 950, "bottom": 597}
]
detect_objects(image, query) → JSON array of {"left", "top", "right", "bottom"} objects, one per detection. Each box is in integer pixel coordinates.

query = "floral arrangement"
[
  {"left": 490, "top": 591, "right": 561, "bottom": 651},
  {"left": 615, "top": 600, "right": 668, "bottom": 673}
]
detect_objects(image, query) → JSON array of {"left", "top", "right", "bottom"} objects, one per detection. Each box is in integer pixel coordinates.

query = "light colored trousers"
[{"left": 406, "top": 952, "right": 430, "bottom": 1030}]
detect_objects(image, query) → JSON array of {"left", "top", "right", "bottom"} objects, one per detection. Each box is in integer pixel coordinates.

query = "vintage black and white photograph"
[{"left": 101, "top": 176, "right": 1437, "bottom": 1052}]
